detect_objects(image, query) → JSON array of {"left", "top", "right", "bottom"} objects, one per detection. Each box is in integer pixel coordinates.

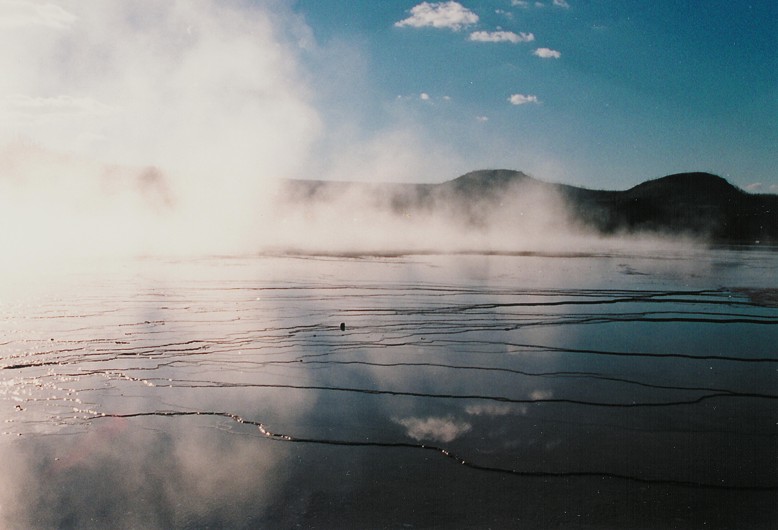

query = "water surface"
[{"left": 2, "top": 248, "right": 776, "bottom": 528}]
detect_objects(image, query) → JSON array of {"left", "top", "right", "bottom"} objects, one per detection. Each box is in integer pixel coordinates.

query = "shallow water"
[{"left": 1, "top": 248, "right": 777, "bottom": 529}]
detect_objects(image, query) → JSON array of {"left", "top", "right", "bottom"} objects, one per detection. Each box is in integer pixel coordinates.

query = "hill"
[
  {"left": 281, "top": 170, "right": 778, "bottom": 245},
  {"left": 559, "top": 171, "right": 777, "bottom": 243}
]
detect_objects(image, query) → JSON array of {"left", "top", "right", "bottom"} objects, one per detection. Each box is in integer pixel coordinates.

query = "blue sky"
[
  {"left": 293, "top": 0, "right": 777, "bottom": 190},
  {"left": 0, "top": 0, "right": 775, "bottom": 192}
]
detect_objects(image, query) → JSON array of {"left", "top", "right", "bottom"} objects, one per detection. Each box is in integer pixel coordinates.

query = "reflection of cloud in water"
[
  {"left": 530, "top": 389, "right": 554, "bottom": 401},
  {"left": 465, "top": 403, "right": 528, "bottom": 416},
  {"left": 394, "top": 415, "right": 472, "bottom": 443}
]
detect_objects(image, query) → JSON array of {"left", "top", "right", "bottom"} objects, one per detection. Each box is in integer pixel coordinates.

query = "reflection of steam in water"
[{"left": 3, "top": 415, "right": 291, "bottom": 529}]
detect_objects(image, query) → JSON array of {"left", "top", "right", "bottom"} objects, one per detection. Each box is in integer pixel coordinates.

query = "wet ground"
[{"left": 2, "top": 249, "right": 777, "bottom": 528}]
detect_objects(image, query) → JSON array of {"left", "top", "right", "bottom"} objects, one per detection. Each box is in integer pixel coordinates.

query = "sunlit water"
[{"left": 1, "top": 248, "right": 776, "bottom": 529}]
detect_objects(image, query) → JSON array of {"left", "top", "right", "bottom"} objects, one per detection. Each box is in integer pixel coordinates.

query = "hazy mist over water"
[
  {"left": 0, "top": 0, "right": 720, "bottom": 268},
  {"left": 0, "top": 0, "right": 472, "bottom": 265},
  {"left": 0, "top": 138, "right": 711, "bottom": 272}
]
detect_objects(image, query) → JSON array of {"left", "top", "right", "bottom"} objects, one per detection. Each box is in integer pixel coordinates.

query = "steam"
[
  {"left": 265, "top": 175, "right": 587, "bottom": 255},
  {"left": 0, "top": 0, "right": 694, "bottom": 269},
  {"left": 1, "top": 0, "right": 319, "bottom": 261},
  {"left": 0, "top": 1, "right": 319, "bottom": 173}
]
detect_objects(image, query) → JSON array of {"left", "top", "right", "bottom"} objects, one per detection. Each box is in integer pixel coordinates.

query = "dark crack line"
[
  {"left": 124, "top": 379, "right": 778, "bottom": 408},
  {"left": 26, "top": 363, "right": 769, "bottom": 411},
  {"left": 279, "top": 360, "right": 755, "bottom": 395},
  {"left": 86, "top": 410, "right": 778, "bottom": 492},
  {"left": 356, "top": 289, "right": 766, "bottom": 313},
  {"left": 432, "top": 340, "right": 778, "bottom": 364}
]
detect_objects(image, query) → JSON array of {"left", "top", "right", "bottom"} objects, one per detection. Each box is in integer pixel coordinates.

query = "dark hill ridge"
[
  {"left": 584, "top": 172, "right": 775, "bottom": 242},
  {"left": 282, "top": 170, "right": 778, "bottom": 244},
  {"left": 626, "top": 172, "right": 738, "bottom": 199},
  {"left": 446, "top": 169, "right": 535, "bottom": 194}
]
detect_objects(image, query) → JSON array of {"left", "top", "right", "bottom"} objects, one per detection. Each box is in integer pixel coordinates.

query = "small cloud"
[
  {"left": 396, "top": 92, "right": 446, "bottom": 103},
  {"left": 395, "top": 1, "right": 479, "bottom": 31},
  {"left": 469, "top": 30, "right": 534, "bottom": 43},
  {"left": 394, "top": 416, "right": 472, "bottom": 443},
  {"left": 508, "top": 93, "right": 539, "bottom": 105},
  {"left": 744, "top": 182, "right": 778, "bottom": 193},
  {"left": 495, "top": 8, "right": 514, "bottom": 19},
  {"left": 533, "top": 47, "right": 561, "bottom": 58},
  {"left": 475, "top": 115, "right": 489, "bottom": 122},
  {"left": 0, "top": 0, "right": 77, "bottom": 29},
  {"left": 515, "top": 0, "right": 569, "bottom": 8}
]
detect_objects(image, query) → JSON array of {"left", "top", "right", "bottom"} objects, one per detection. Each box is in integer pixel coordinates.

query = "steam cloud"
[
  {"left": 0, "top": 1, "right": 322, "bottom": 259},
  {"left": 0, "top": 0, "right": 477, "bottom": 264},
  {"left": 0, "top": 0, "right": 690, "bottom": 268}
]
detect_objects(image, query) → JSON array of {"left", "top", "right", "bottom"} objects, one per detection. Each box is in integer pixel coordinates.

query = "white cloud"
[
  {"left": 476, "top": 115, "right": 488, "bottom": 122},
  {"left": 508, "top": 93, "right": 539, "bottom": 105},
  {"left": 0, "top": 0, "right": 77, "bottom": 29},
  {"left": 533, "top": 47, "right": 561, "bottom": 58},
  {"left": 745, "top": 182, "right": 778, "bottom": 193},
  {"left": 394, "top": 92, "right": 438, "bottom": 102},
  {"left": 514, "top": 0, "right": 569, "bottom": 8},
  {"left": 469, "top": 30, "right": 534, "bottom": 43},
  {"left": 394, "top": 416, "right": 472, "bottom": 443},
  {"left": 394, "top": 1, "right": 478, "bottom": 31}
]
